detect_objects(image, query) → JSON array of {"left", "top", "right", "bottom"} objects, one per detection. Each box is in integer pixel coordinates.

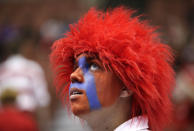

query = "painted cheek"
[
  {"left": 95, "top": 73, "right": 121, "bottom": 107},
  {"left": 84, "top": 72, "right": 101, "bottom": 109},
  {"left": 70, "top": 56, "right": 101, "bottom": 110}
]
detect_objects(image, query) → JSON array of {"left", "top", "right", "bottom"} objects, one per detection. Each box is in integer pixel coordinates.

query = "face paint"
[{"left": 70, "top": 56, "right": 101, "bottom": 110}]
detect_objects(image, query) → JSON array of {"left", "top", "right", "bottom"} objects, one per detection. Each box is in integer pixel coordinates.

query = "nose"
[{"left": 70, "top": 67, "right": 84, "bottom": 83}]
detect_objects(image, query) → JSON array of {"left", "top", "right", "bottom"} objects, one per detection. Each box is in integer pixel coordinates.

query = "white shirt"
[
  {"left": 0, "top": 55, "right": 50, "bottom": 111},
  {"left": 114, "top": 116, "right": 150, "bottom": 131}
]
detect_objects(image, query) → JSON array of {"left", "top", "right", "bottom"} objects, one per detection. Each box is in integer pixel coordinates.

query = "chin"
[
  {"left": 70, "top": 92, "right": 90, "bottom": 116},
  {"left": 71, "top": 106, "right": 90, "bottom": 116}
]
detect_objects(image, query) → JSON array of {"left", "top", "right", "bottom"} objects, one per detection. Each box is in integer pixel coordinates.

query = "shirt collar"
[{"left": 114, "top": 116, "right": 149, "bottom": 131}]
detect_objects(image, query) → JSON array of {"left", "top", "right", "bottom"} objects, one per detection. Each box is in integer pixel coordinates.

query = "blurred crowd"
[{"left": 0, "top": 0, "right": 194, "bottom": 131}]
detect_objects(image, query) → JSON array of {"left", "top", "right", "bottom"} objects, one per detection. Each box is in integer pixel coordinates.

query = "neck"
[{"left": 80, "top": 97, "right": 131, "bottom": 131}]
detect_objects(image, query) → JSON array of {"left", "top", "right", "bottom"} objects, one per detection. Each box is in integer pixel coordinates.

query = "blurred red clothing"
[{"left": 0, "top": 106, "right": 38, "bottom": 131}]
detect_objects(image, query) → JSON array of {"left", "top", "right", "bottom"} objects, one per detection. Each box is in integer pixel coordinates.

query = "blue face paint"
[{"left": 70, "top": 56, "right": 101, "bottom": 110}]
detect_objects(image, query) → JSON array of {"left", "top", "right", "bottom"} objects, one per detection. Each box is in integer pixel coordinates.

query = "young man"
[{"left": 50, "top": 7, "right": 174, "bottom": 131}]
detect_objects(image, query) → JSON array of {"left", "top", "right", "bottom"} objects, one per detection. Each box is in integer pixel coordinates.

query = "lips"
[{"left": 70, "top": 88, "right": 84, "bottom": 100}]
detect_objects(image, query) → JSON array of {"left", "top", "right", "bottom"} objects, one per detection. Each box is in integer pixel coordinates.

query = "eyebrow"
[
  {"left": 74, "top": 56, "right": 94, "bottom": 65},
  {"left": 74, "top": 54, "right": 102, "bottom": 68},
  {"left": 87, "top": 56, "right": 97, "bottom": 61},
  {"left": 75, "top": 52, "right": 98, "bottom": 61}
]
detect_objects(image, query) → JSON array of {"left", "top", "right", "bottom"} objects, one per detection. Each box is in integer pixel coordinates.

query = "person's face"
[{"left": 69, "top": 54, "right": 122, "bottom": 116}]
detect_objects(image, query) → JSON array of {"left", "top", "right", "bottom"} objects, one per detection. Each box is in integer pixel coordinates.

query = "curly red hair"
[{"left": 50, "top": 7, "right": 175, "bottom": 131}]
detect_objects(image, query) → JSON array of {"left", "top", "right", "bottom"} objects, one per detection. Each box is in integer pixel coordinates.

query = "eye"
[{"left": 89, "top": 63, "right": 100, "bottom": 71}]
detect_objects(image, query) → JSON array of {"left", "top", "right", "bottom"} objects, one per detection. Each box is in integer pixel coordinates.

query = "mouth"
[{"left": 70, "top": 88, "right": 84, "bottom": 100}]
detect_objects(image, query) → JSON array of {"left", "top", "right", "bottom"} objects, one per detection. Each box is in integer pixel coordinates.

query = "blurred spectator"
[
  {"left": 171, "top": 43, "right": 194, "bottom": 131},
  {"left": 40, "top": 19, "right": 67, "bottom": 42},
  {"left": 0, "top": 55, "right": 50, "bottom": 131},
  {"left": 0, "top": 89, "right": 39, "bottom": 131},
  {"left": 172, "top": 65, "right": 194, "bottom": 131},
  {"left": 0, "top": 55, "right": 50, "bottom": 112}
]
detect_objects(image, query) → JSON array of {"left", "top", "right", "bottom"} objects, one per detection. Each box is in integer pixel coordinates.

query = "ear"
[{"left": 120, "top": 87, "right": 132, "bottom": 98}]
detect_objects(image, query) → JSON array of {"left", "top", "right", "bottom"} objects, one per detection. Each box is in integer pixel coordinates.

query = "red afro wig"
[{"left": 50, "top": 7, "right": 175, "bottom": 131}]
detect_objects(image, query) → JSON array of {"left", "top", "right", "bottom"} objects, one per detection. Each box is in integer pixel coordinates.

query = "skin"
[
  {"left": 69, "top": 54, "right": 122, "bottom": 115},
  {"left": 69, "top": 89, "right": 90, "bottom": 115},
  {"left": 70, "top": 53, "right": 132, "bottom": 131},
  {"left": 80, "top": 97, "right": 131, "bottom": 131}
]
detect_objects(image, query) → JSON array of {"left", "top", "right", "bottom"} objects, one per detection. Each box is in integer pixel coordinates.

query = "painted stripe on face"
[{"left": 70, "top": 56, "right": 101, "bottom": 110}]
